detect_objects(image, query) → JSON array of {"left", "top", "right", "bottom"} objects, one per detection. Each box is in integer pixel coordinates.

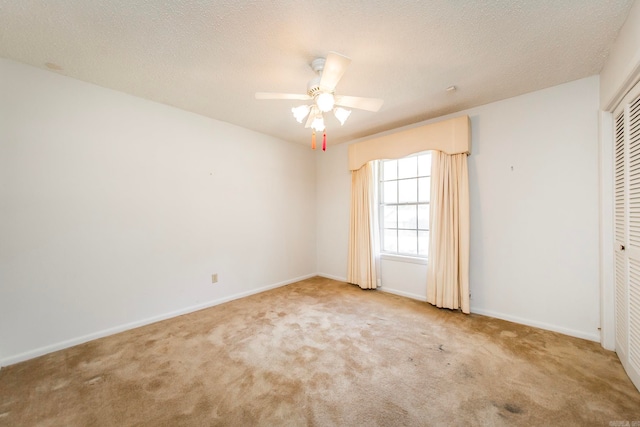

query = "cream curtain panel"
[
  {"left": 426, "top": 151, "right": 470, "bottom": 313},
  {"left": 347, "top": 162, "right": 378, "bottom": 289}
]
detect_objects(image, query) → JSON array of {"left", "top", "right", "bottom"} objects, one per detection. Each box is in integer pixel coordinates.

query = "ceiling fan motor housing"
[
  {"left": 307, "top": 77, "right": 324, "bottom": 97},
  {"left": 308, "top": 57, "right": 334, "bottom": 97}
]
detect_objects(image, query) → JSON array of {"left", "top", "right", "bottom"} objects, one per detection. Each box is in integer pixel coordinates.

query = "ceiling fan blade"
[
  {"left": 319, "top": 52, "right": 351, "bottom": 91},
  {"left": 335, "top": 95, "right": 384, "bottom": 112},
  {"left": 304, "top": 106, "right": 319, "bottom": 128},
  {"left": 255, "top": 92, "right": 311, "bottom": 101}
]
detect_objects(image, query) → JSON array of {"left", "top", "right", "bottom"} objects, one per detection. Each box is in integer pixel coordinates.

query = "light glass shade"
[
  {"left": 311, "top": 116, "right": 325, "bottom": 132},
  {"left": 316, "top": 93, "right": 335, "bottom": 112},
  {"left": 291, "top": 105, "right": 311, "bottom": 123},
  {"left": 334, "top": 107, "right": 351, "bottom": 125}
]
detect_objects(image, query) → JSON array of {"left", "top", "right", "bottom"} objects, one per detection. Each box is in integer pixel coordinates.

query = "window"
[{"left": 378, "top": 152, "right": 431, "bottom": 258}]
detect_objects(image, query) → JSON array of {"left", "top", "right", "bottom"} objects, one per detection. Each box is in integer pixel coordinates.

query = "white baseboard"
[
  {"left": 0, "top": 273, "right": 317, "bottom": 367},
  {"left": 377, "top": 287, "right": 600, "bottom": 343},
  {"left": 470, "top": 307, "right": 601, "bottom": 343},
  {"left": 317, "top": 273, "right": 348, "bottom": 282},
  {"left": 378, "top": 287, "right": 427, "bottom": 302}
]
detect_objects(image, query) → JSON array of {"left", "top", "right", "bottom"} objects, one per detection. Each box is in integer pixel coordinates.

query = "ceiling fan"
[{"left": 255, "top": 52, "right": 384, "bottom": 150}]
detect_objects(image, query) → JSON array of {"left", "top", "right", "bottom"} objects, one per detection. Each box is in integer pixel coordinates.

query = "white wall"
[
  {"left": 316, "top": 142, "right": 350, "bottom": 280},
  {"left": 317, "top": 76, "right": 601, "bottom": 341},
  {"left": 0, "top": 58, "right": 317, "bottom": 365},
  {"left": 378, "top": 258, "right": 427, "bottom": 301}
]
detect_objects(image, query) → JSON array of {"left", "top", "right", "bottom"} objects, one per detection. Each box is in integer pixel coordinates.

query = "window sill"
[{"left": 380, "top": 253, "right": 428, "bottom": 265}]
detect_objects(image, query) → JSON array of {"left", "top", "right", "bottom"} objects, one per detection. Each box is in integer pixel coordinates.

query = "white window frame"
[{"left": 377, "top": 151, "right": 431, "bottom": 262}]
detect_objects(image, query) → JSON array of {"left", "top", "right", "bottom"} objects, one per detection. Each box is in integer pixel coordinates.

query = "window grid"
[{"left": 379, "top": 152, "right": 431, "bottom": 258}]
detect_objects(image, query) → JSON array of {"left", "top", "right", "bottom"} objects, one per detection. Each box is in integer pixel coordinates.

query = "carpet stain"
[
  {"left": 144, "top": 378, "right": 164, "bottom": 391},
  {"left": 504, "top": 403, "right": 523, "bottom": 414},
  {"left": 458, "top": 364, "right": 475, "bottom": 379}
]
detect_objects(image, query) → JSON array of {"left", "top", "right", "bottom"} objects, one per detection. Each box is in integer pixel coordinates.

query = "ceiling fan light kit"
[
  {"left": 291, "top": 105, "right": 311, "bottom": 123},
  {"left": 311, "top": 116, "right": 325, "bottom": 132},
  {"left": 256, "top": 52, "right": 384, "bottom": 151},
  {"left": 334, "top": 107, "right": 351, "bottom": 125},
  {"left": 315, "top": 92, "right": 335, "bottom": 112}
]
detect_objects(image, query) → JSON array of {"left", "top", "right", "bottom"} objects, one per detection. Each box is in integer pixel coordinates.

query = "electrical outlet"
[{"left": 211, "top": 274, "right": 218, "bottom": 284}]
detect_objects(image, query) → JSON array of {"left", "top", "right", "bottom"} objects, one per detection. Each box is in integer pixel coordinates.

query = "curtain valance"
[{"left": 348, "top": 115, "right": 470, "bottom": 171}]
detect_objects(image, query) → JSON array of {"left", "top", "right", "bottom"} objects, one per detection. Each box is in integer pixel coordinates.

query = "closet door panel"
[
  {"left": 615, "top": 109, "right": 628, "bottom": 356},
  {"left": 614, "top": 82, "right": 640, "bottom": 391},
  {"left": 628, "top": 94, "right": 640, "bottom": 375}
]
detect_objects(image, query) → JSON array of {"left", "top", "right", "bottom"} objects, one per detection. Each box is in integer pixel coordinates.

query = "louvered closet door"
[
  {"left": 614, "top": 81, "right": 640, "bottom": 390},
  {"left": 615, "top": 109, "right": 628, "bottom": 359}
]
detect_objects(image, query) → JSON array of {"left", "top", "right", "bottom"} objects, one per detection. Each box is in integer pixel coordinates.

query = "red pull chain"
[{"left": 322, "top": 132, "right": 327, "bottom": 151}]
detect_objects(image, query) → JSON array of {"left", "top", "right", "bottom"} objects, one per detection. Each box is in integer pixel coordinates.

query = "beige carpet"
[{"left": 1, "top": 276, "right": 639, "bottom": 426}]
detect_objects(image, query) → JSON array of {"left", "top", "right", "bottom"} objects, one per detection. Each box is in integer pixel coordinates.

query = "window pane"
[
  {"left": 398, "top": 156, "right": 417, "bottom": 179},
  {"left": 398, "top": 205, "right": 417, "bottom": 229},
  {"left": 398, "top": 230, "right": 418, "bottom": 255},
  {"left": 418, "top": 177, "right": 430, "bottom": 203},
  {"left": 418, "top": 204, "right": 429, "bottom": 230},
  {"left": 378, "top": 153, "right": 430, "bottom": 258},
  {"left": 398, "top": 178, "right": 417, "bottom": 203},
  {"left": 383, "top": 181, "right": 397, "bottom": 203},
  {"left": 383, "top": 229, "right": 397, "bottom": 252},
  {"left": 382, "top": 160, "right": 397, "bottom": 180},
  {"left": 418, "top": 231, "right": 429, "bottom": 256},
  {"left": 383, "top": 206, "right": 397, "bottom": 229},
  {"left": 418, "top": 153, "right": 431, "bottom": 176}
]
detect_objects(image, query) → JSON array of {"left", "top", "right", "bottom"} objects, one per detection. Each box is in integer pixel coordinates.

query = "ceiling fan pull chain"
[
  {"left": 322, "top": 132, "right": 327, "bottom": 151},
  {"left": 311, "top": 131, "right": 316, "bottom": 150}
]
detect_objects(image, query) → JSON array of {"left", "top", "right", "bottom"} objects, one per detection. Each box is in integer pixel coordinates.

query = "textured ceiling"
[{"left": 0, "top": 0, "right": 635, "bottom": 145}]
